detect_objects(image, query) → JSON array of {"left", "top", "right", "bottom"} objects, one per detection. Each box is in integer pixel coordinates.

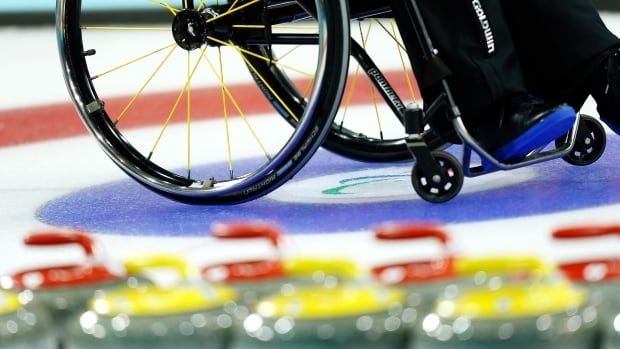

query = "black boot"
[
  {"left": 590, "top": 48, "right": 620, "bottom": 134},
  {"left": 471, "top": 94, "right": 576, "bottom": 162}
]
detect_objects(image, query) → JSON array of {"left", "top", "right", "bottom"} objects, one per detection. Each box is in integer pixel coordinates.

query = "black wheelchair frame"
[
  {"left": 57, "top": 0, "right": 607, "bottom": 204},
  {"left": 349, "top": 0, "right": 606, "bottom": 202}
]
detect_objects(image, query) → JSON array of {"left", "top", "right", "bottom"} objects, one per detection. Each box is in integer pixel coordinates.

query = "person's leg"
[
  {"left": 411, "top": 0, "right": 576, "bottom": 161},
  {"left": 589, "top": 48, "right": 620, "bottom": 134},
  {"left": 415, "top": 0, "right": 526, "bottom": 123},
  {"left": 502, "top": 0, "right": 620, "bottom": 117}
]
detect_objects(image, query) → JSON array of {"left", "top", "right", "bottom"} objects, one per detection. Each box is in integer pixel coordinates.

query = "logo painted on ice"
[
  {"left": 269, "top": 166, "right": 538, "bottom": 204},
  {"left": 322, "top": 175, "right": 408, "bottom": 196},
  {"left": 270, "top": 167, "right": 416, "bottom": 204}
]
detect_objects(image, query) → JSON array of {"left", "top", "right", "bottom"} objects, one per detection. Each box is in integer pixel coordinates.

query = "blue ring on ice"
[{"left": 37, "top": 139, "right": 620, "bottom": 236}]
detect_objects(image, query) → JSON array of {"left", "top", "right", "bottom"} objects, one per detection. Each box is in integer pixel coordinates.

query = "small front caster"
[
  {"left": 556, "top": 114, "right": 606, "bottom": 166},
  {"left": 411, "top": 151, "right": 464, "bottom": 203}
]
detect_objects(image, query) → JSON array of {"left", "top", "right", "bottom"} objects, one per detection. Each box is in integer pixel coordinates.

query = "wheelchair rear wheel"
[{"left": 57, "top": 0, "right": 349, "bottom": 204}]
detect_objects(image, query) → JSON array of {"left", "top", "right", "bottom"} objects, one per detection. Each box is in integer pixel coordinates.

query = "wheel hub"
[
  {"left": 172, "top": 9, "right": 209, "bottom": 51},
  {"left": 172, "top": 8, "right": 231, "bottom": 51}
]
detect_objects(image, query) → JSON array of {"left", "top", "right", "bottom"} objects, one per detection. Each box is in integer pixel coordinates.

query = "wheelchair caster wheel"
[
  {"left": 556, "top": 115, "right": 606, "bottom": 166},
  {"left": 411, "top": 151, "right": 464, "bottom": 203}
]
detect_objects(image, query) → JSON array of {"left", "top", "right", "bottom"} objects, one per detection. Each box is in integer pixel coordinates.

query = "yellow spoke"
[
  {"left": 375, "top": 19, "right": 406, "bottom": 51},
  {"left": 218, "top": 48, "right": 234, "bottom": 179},
  {"left": 197, "top": 0, "right": 207, "bottom": 10},
  {"left": 230, "top": 41, "right": 298, "bottom": 123},
  {"left": 232, "top": 24, "right": 318, "bottom": 30},
  {"left": 92, "top": 43, "right": 176, "bottom": 80},
  {"left": 163, "top": 0, "right": 180, "bottom": 13},
  {"left": 340, "top": 69, "right": 361, "bottom": 129},
  {"left": 149, "top": 47, "right": 206, "bottom": 159},
  {"left": 186, "top": 51, "right": 192, "bottom": 179},
  {"left": 201, "top": 49, "right": 272, "bottom": 159},
  {"left": 266, "top": 60, "right": 312, "bottom": 77},
  {"left": 229, "top": 0, "right": 241, "bottom": 11},
  {"left": 389, "top": 19, "right": 416, "bottom": 102},
  {"left": 340, "top": 21, "right": 373, "bottom": 129},
  {"left": 272, "top": 45, "right": 301, "bottom": 62},
  {"left": 369, "top": 87, "right": 384, "bottom": 140},
  {"left": 359, "top": 21, "right": 384, "bottom": 140},
  {"left": 116, "top": 45, "right": 178, "bottom": 124},
  {"left": 82, "top": 26, "right": 170, "bottom": 31},
  {"left": 206, "top": 0, "right": 262, "bottom": 24},
  {"left": 148, "top": 0, "right": 179, "bottom": 15},
  {"left": 207, "top": 35, "right": 313, "bottom": 77},
  {"left": 359, "top": 21, "right": 373, "bottom": 59}
]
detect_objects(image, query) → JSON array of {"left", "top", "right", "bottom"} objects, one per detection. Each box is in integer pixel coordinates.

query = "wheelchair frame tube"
[
  {"left": 455, "top": 116, "right": 580, "bottom": 176},
  {"left": 387, "top": 0, "right": 460, "bottom": 118},
  {"left": 350, "top": 39, "right": 406, "bottom": 124}
]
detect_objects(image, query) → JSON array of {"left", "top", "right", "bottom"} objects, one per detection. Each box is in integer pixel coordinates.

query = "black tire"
[
  {"left": 557, "top": 115, "right": 607, "bottom": 166},
  {"left": 411, "top": 151, "right": 463, "bottom": 203},
  {"left": 57, "top": 0, "right": 349, "bottom": 204}
]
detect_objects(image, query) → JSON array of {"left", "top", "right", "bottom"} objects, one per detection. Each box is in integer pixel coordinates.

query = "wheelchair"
[{"left": 56, "top": 0, "right": 606, "bottom": 204}]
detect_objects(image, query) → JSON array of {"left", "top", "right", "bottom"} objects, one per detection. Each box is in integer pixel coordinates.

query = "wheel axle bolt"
[
  {"left": 172, "top": 9, "right": 209, "bottom": 51},
  {"left": 432, "top": 175, "right": 441, "bottom": 184}
]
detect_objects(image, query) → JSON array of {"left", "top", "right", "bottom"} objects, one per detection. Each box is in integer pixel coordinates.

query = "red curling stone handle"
[
  {"left": 375, "top": 222, "right": 450, "bottom": 245},
  {"left": 24, "top": 231, "right": 97, "bottom": 257},
  {"left": 553, "top": 225, "right": 620, "bottom": 240},
  {"left": 211, "top": 221, "right": 283, "bottom": 247}
]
